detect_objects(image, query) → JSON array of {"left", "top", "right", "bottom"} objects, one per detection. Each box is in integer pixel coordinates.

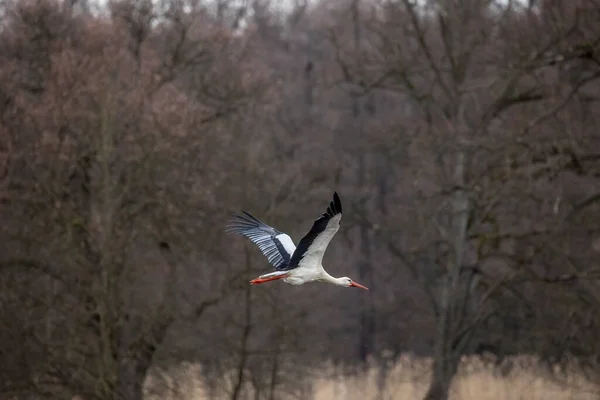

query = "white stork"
[{"left": 226, "top": 192, "right": 369, "bottom": 290}]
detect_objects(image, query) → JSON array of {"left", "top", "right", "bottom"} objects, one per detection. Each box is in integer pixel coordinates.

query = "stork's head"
[{"left": 340, "top": 277, "right": 369, "bottom": 290}]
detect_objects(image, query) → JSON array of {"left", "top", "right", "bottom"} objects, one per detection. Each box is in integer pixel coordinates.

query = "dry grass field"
[{"left": 144, "top": 355, "right": 600, "bottom": 400}]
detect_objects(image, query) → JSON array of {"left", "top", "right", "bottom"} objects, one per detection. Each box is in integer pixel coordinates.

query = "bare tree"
[
  {"left": 0, "top": 0, "right": 272, "bottom": 398},
  {"left": 325, "top": 0, "right": 600, "bottom": 398},
  {"left": 3, "top": 0, "right": 600, "bottom": 398}
]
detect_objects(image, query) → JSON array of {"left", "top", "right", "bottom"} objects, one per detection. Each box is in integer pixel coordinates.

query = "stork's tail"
[{"left": 250, "top": 270, "right": 288, "bottom": 285}]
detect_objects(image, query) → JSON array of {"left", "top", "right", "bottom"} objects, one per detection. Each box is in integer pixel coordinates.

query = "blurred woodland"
[{"left": 1, "top": 0, "right": 600, "bottom": 399}]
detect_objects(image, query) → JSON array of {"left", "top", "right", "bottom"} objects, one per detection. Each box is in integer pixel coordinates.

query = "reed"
[{"left": 144, "top": 355, "right": 600, "bottom": 400}]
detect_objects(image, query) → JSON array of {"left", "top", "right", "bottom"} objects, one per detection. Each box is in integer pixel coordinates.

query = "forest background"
[{"left": 1, "top": 0, "right": 600, "bottom": 399}]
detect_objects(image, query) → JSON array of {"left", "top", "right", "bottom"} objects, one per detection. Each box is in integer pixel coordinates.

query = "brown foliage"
[{"left": 1, "top": 0, "right": 600, "bottom": 399}]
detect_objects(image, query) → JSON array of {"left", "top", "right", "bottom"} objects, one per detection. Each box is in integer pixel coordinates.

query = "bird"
[{"left": 225, "top": 192, "right": 369, "bottom": 290}]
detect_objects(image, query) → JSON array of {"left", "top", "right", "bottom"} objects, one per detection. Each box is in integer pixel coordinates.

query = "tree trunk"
[
  {"left": 114, "top": 314, "right": 173, "bottom": 400},
  {"left": 115, "top": 361, "right": 147, "bottom": 400},
  {"left": 357, "top": 153, "right": 374, "bottom": 363},
  {"left": 424, "top": 278, "right": 460, "bottom": 400},
  {"left": 350, "top": 0, "right": 375, "bottom": 364},
  {"left": 231, "top": 281, "right": 252, "bottom": 400},
  {"left": 423, "top": 367, "right": 455, "bottom": 400},
  {"left": 423, "top": 149, "right": 470, "bottom": 400}
]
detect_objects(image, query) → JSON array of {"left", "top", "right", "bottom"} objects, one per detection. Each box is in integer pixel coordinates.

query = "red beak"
[{"left": 350, "top": 281, "right": 369, "bottom": 290}]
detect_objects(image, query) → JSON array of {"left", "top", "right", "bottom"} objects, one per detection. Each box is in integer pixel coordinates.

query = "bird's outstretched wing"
[
  {"left": 226, "top": 211, "right": 296, "bottom": 271},
  {"left": 286, "top": 192, "right": 342, "bottom": 271}
]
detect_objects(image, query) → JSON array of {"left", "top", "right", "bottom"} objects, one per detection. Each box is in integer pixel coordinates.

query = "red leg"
[{"left": 250, "top": 274, "right": 288, "bottom": 285}]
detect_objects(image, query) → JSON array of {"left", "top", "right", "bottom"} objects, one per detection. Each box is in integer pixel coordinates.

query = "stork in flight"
[{"left": 226, "top": 192, "right": 369, "bottom": 290}]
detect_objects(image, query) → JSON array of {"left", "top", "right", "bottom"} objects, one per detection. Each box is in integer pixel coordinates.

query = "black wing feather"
[
  {"left": 285, "top": 192, "right": 342, "bottom": 270},
  {"left": 226, "top": 211, "right": 295, "bottom": 271}
]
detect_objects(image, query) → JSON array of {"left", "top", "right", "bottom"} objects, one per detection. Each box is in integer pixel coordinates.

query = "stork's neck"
[{"left": 321, "top": 271, "right": 347, "bottom": 286}]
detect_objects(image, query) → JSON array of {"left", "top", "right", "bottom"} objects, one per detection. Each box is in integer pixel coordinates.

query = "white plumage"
[{"left": 226, "top": 192, "right": 369, "bottom": 291}]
